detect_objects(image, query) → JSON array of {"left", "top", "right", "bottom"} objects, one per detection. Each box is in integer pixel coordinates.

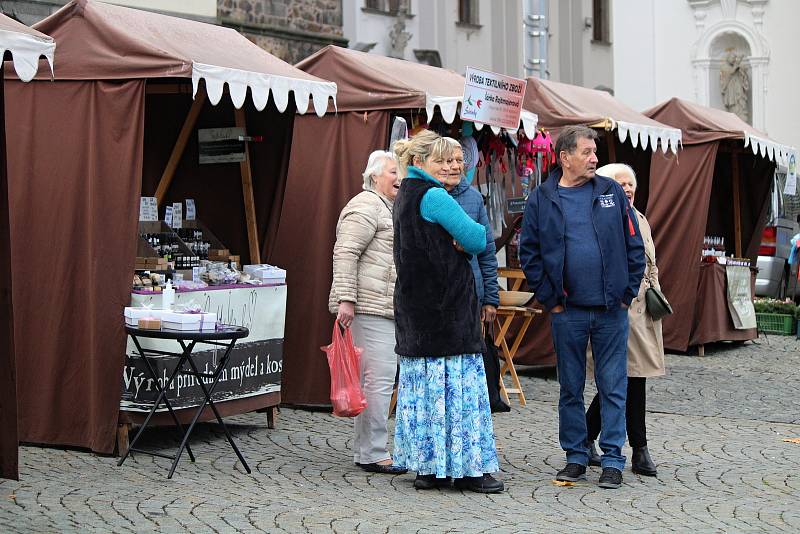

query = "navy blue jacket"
[
  {"left": 519, "top": 167, "right": 645, "bottom": 311},
  {"left": 449, "top": 178, "right": 500, "bottom": 307}
]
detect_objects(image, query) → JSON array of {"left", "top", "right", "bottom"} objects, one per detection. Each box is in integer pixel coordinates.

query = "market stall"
[
  {"left": 276, "top": 45, "right": 538, "bottom": 404},
  {"left": 4, "top": 0, "right": 335, "bottom": 456},
  {"left": 0, "top": 12, "right": 55, "bottom": 482},
  {"left": 644, "top": 98, "right": 795, "bottom": 352},
  {"left": 509, "top": 77, "right": 683, "bottom": 367}
]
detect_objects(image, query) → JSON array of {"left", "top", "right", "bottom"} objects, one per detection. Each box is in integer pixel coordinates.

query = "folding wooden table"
[{"left": 493, "top": 305, "right": 541, "bottom": 406}]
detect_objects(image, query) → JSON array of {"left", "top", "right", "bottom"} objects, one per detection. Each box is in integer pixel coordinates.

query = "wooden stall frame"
[
  {"left": 154, "top": 86, "right": 207, "bottom": 204},
  {"left": 118, "top": 84, "right": 280, "bottom": 454},
  {"left": 151, "top": 84, "right": 261, "bottom": 264}
]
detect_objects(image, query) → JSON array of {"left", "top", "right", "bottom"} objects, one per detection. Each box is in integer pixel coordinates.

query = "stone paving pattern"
[{"left": 2, "top": 336, "right": 800, "bottom": 532}]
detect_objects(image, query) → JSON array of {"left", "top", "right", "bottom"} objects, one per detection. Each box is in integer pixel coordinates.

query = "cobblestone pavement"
[{"left": 2, "top": 336, "right": 800, "bottom": 533}]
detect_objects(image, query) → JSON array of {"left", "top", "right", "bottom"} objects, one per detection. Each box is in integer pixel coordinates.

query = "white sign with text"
[{"left": 460, "top": 67, "right": 527, "bottom": 130}]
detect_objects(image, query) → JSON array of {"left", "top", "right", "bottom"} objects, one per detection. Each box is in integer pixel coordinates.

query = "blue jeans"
[{"left": 550, "top": 306, "right": 629, "bottom": 471}]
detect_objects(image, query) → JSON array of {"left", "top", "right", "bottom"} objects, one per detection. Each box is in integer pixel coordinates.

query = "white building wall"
[
  {"left": 341, "top": 0, "right": 517, "bottom": 77},
  {"left": 581, "top": 0, "right": 614, "bottom": 91},
  {"left": 342, "top": 0, "right": 421, "bottom": 61},
  {"left": 613, "top": 0, "right": 800, "bottom": 151},
  {"left": 760, "top": 0, "right": 800, "bottom": 153}
]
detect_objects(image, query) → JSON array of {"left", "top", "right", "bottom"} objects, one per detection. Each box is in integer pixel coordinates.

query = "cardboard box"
[
  {"left": 138, "top": 318, "right": 162, "bottom": 330},
  {"left": 124, "top": 307, "right": 167, "bottom": 327},
  {"left": 244, "top": 264, "right": 286, "bottom": 284},
  {"left": 208, "top": 248, "right": 231, "bottom": 261},
  {"left": 161, "top": 311, "right": 217, "bottom": 331}
]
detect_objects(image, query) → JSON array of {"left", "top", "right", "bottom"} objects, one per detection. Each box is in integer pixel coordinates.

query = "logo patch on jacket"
[{"left": 598, "top": 194, "right": 616, "bottom": 208}]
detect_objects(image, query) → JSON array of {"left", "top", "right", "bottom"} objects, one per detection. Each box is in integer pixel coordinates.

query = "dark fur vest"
[{"left": 392, "top": 177, "right": 482, "bottom": 357}]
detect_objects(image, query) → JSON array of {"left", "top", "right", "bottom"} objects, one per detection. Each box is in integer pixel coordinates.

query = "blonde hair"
[
  {"left": 361, "top": 150, "right": 396, "bottom": 190},
  {"left": 393, "top": 130, "right": 452, "bottom": 176},
  {"left": 596, "top": 163, "right": 637, "bottom": 188}
]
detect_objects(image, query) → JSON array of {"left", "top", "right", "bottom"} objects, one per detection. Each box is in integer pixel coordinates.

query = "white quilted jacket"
[{"left": 328, "top": 190, "right": 396, "bottom": 319}]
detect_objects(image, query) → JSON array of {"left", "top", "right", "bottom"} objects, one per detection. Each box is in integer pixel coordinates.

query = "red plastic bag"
[{"left": 321, "top": 323, "right": 367, "bottom": 417}]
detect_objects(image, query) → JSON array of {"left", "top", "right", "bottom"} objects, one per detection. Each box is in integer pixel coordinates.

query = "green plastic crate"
[{"left": 755, "top": 313, "right": 795, "bottom": 335}]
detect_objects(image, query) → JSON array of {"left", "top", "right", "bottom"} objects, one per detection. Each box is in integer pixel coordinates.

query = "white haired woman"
[
  {"left": 329, "top": 150, "right": 406, "bottom": 474},
  {"left": 585, "top": 163, "right": 665, "bottom": 476}
]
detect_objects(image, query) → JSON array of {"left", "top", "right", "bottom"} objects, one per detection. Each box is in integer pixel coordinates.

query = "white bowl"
[{"left": 498, "top": 291, "right": 534, "bottom": 307}]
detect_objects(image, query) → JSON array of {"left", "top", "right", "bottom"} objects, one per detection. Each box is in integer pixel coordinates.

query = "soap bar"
[{"left": 138, "top": 317, "right": 162, "bottom": 330}]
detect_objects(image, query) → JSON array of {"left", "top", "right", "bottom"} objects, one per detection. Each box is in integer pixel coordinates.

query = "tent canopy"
[
  {"left": 645, "top": 97, "right": 796, "bottom": 165},
  {"left": 523, "top": 77, "right": 682, "bottom": 154},
  {"left": 28, "top": 0, "right": 336, "bottom": 115},
  {"left": 0, "top": 12, "right": 55, "bottom": 81},
  {"left": 296, "top": 45, "right": 538, "bottom": 137}
]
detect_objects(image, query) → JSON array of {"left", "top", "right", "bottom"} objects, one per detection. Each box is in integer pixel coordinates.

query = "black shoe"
[
  {"left": 587, "top": 441, "right": 601, "bottom": 467},
  {"left": 491, "top": 399, "right": 511, "bottom": 413},
  {"left": 555, "top": 463, "right": 587, "bottom": 482},
  {"left": 454, "top": 474, "right": 504, "bottom": 494},
  {"left": 631, "top": 446, "right": 657, "bottom": 476},
  {"left": 598, "top": 467, "right": 623, "bottom": 489},
  {"left": 413, "top": 474, "right": 451, "bottom": 489},
  {"left": 356, "top": 462, "right": 408, "bottom": 475}
]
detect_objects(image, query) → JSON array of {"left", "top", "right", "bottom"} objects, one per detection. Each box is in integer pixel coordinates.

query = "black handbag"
[
  {"left": 482, "top": 326, "right": 511, "bottom": 414},
  {"left": 645, "top": 286, "right": 673, "bottom": 321}
]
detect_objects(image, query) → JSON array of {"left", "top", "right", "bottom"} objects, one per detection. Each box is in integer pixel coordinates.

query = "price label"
[
  {"left": 186, "top": 199, "right": 196, "bottom": 220},
  {"left": 164, "top": 205, "right": 173, "bottom": 227},
  {"left": 139, "top": 197, "right": 158, "bottom": 221},
  {"left": 784, "top": 153, "right": 797, "bottom": 195},
  {"left": 172, "top": 202, "right": 183, "bottom": 229}
]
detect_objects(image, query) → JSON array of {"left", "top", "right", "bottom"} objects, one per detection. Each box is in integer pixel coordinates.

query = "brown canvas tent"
[
  {"left": 644, "top": 98, "right": 794, "bottom": 351},
  {"left": 0, "top": 12, "right": 55, "bottom": 482},
  {"left": 3, "top": 0, "right": 335, "bottom": 455},
  {"left": 276, "top": 45, "right": 538, "bottom": 405},
  {"left": 515, "top": 77, "right": 683, "bottom": 366}
]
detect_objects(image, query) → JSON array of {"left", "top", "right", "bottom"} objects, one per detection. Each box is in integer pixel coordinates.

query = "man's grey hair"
[
  {"left": 554, "top": 125, "right": 598, "bottom": 165},
  {"left": 362, "top": 150, "right": 397, "bottom": 190}
]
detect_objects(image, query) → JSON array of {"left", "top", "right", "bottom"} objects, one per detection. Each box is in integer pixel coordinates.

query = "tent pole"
[
  {"left": 605, "top": 130, "right": 616, "bottom": 162},
  {"left": 155, "top": 87, "right": 207, "bottom": 205},
  {"left": 234, "top": 107, "right": 261, "bottom": 265},
  {"left": 732, "top": 152, "right": 742, "bottom": 257}
]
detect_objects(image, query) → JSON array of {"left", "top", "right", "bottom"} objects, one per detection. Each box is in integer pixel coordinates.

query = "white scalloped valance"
[
  {"left": 744, "top": 132, "right": 796, "bottom": 166},
  {"left": 192, "top": 62, "right": 337, "bottom": 117},
  {"left": 617, "top": 120, "right": 682, "bottom": 154},
  {"left": 0, "top": 28, "right": 55, "bottom": 82},
  {"left": 425, "top": 94, "right": 460, "bottom": 124},
  {"left": 425, "top": 94, "right": 539, "bottom": 139}
]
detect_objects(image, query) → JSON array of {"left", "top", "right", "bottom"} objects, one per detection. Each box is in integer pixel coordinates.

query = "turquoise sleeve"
[{"left": 420, "top": 188, "right": 486, "bottom": 255}]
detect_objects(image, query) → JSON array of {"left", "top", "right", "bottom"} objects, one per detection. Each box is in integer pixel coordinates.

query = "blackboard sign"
[
  {"left": 198, "top": 127, "right": 246, "bottom": 164},
  {"left": 506, "top": 197, "right": 527, "bottom": 214},
  {"left": 121, "top": 339, "right": 283, "bottom": 412}
]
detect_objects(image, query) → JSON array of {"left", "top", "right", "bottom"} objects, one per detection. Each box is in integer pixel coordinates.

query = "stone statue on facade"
[
  {"left": 388, "top": 7, "right": 411, "bottom": 59},
  {"left": 719, "top": 52, "right": 750, "bottom": 123}
]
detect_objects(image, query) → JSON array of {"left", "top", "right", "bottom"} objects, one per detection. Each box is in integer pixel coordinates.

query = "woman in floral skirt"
[{"left": 391, "top": 130, "right": 503, "bottom": 493}]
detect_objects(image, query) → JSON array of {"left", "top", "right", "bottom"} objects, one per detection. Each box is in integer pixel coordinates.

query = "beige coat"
[
  {"left": 626, "top": 209, "right": 665, "bottom": 377},
  {"left": 328, "top": 190, "right": 396, "bottom": 319},
  {"left": 589, "top": 209, "right": 665, "bottom": 377}
]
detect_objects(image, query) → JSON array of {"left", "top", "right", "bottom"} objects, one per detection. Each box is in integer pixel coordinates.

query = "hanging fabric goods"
[
  {"left": 532, "top": 130, "right": 555, "bottom": 174},
  {"left": 462, "top": 120, "right": 475, "bottom": 137},
  {"left": 460, "top": 135, "right": 479, "bottom": 173},
  {"left": 389, "top": 116, "right": 408, "bottom": 150},
  {"left": 507, "top": 149, "right": 516, "bottom": 197}
]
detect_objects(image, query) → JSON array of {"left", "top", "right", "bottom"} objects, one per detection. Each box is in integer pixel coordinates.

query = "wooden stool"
[{"left": 493, "top": 305, "right": 541, "bottom": 406}]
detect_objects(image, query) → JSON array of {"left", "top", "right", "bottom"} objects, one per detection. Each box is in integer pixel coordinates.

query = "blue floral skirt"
[{"left": 393, "top": 353, "right": 499, "bottom": 478}]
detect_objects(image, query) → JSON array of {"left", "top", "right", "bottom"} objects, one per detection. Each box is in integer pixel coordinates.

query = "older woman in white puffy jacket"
[{"left": 328, "top": 150, "right": 406, "bottom": 475}]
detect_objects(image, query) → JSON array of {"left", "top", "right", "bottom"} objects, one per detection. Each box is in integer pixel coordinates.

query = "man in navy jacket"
[{"left": 519, "top": 125, "right": 645, "bottom": 489}]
